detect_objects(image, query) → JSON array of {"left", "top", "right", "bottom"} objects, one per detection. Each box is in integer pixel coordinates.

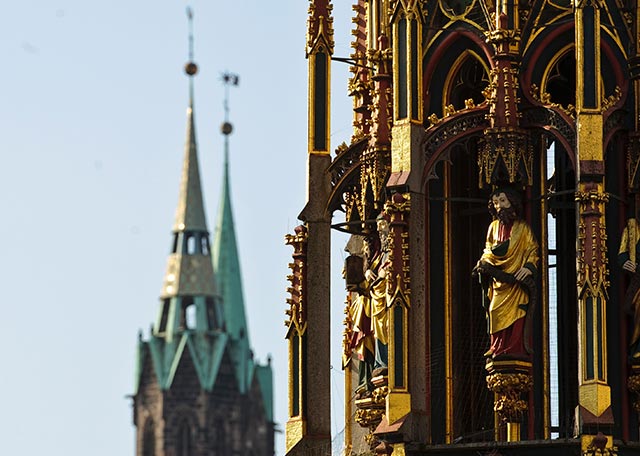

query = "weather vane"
[{"left": 221, "top": 71, "right": 239, "bottom": 135}]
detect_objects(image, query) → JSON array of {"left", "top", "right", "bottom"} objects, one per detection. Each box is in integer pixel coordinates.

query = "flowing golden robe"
[
  {"left": 350, "top": 293, "right": 375, "bottom": 359},
  {"left": 370, "top": 273, "right": 389, "bottom": 346},
  {"left": 347, "top": 249, "right": 388, "bottom": 360},
  {"left": 618, "top": 218, "right": 640, "bottom": 354},
  {"left": 346, "top": 247, "right": 388, "bottom": 384},
  {"left": 481, "top": 219, "right": 539, "bottom": 334}
]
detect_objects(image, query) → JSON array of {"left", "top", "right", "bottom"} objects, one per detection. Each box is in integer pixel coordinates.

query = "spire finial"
[
  {"left": 220, "top": 72, "right": 239, "bottom": 136},
  {"left": 184, "top": 6, "right": 198, "bottom": 103}
]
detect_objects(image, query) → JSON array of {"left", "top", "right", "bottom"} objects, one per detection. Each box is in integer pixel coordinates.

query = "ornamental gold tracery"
[
  {"left": 627, "top": 134, "right": 640, "bottom": 192},
  {"left": 575, "top": 189, "right": 610, "bottom": 299},
  {"left": 306, "top": 1, "right": 335, "bottom": 53},
  {"left": 581, "top": 433, "right": 619, "bottom": 456},
  {"left": 478, "top": 128, "right": 533, "bottom": 187},
  {"left": 285, "top": 226, "right": 309, "bottom": 335},
  {"left": 390, "top": 0, "right": 428, "bottom": 16},
  {"left": 477, "top": 3, "right": 533, "bottom": 189},
  {"left": 628, "top": 372, "right": 640, "bottom": 412},
  {"left": 360, "top": 149, "right": 391, "bottom": 219},
  {"left": 348, "top": 77, "right": 373, "bottom": 139},
  {"left": 349, "top": 2, "right": 371, "bottom": 141},
  {"left": 291, "top": 0, "right": 640, "bottom": 453},
  {"left": 486, "top": 371, "right": 533, "bottom": 423},
  {"left": 385, "top": 193, "right": 411, "bottom": 301},
  {"left": 368, "top": 47, "right": 393, "bottom": 146},
  {"left": 342, "top": 294, "right": 354, "bottom": 369}
]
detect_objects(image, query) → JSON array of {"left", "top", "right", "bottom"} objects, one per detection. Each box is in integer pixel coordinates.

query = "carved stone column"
[
  {"left": 284, "top": 226, "right": 309, "bottom": 452},
  {"left": 486, "top": 360, "right": 533, "bottom": 442},
  {"left": 384, "top": 193, "right": 412, "bottom": 425},
  {"left": 285, "top": 1, "right": 334, "bottom": 454}
]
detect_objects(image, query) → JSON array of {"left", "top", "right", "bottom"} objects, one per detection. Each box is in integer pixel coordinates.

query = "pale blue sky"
[{"left": 1, "top": 2, "right": 352, "bottom": 455}]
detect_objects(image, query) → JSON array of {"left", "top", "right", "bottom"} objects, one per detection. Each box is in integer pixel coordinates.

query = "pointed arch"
[
  {"left": 522, "top": 20, "right": 627, "bottom": 111},
  {"left": 142, "top": 418, "right": 156, "bottom": 456},
  {"left": 423, "top": 30, "right": 493, "bottom": 119},
  {"left": 442, "top": 49, "right": 490, "bottom": 113},
  {"left": 176, "top": 417, "right": 193, "bottom": 456}
]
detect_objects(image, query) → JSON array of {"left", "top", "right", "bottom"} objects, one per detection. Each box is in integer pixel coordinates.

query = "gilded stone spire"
[
  {"left": 172, "top": 12, "right": 207, "bottom": 234},
  {"left": 160, "top": 99, "right": 217, "bottom": 300},
  {"left": 159, "top": 11, "right": 217, "bottom": 310},
  {"left": 172, "top": 102, "right": 208, "bottom": 233}
]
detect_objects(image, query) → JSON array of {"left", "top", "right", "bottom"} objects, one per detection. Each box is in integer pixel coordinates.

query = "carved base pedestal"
[
  {"left": 354, "top": 373, "right": 388, "bottom": 450},
  {"left": 628, "top": 364, "right": 640, "bottom": 413},
  {"left": 486, "top": 359, "right": 533, "bottom": 442},
  {"left": 581, "top": 432, "right": 618, "bottom": 456}
]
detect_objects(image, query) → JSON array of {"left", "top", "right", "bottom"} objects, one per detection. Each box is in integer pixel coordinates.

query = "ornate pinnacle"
[{"left": 306, "top": 0, "right": 335, "bottom": 54}]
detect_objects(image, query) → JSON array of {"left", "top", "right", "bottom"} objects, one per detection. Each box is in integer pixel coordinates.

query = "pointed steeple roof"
[
  {"left": 160, "top": 93, "right": 217, "bottom": 300},
  {"left": 140, "top": 50, "right": 228, "bottom": 391},
  {"left": 213, "top": 135, "right": 249, "bottom": 344},
  {"left": 172, "top": 98, "right": 208, "bottom": 233},
  {"left": 135, "top": 15, "right": 272, "bottom": 407},
  {"left": 212, "top": 100, "right": 255, "bottom": 394}
]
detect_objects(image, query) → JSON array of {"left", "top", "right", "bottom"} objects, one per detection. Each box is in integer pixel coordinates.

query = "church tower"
[
  {"left": 133, "top": 14, "right": 274, "bottom": 456},
  {"left": 287, "top": 0, "right": 640, "bottom": 455}
]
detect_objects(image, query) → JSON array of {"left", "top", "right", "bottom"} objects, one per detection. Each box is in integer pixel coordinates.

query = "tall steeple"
[
  {"left": 155, "top": 11, "right": 221, "bottom": 339},
  {"left": 212, "top": 73, "right": 254, "bottom": 393},
  {"left": 133, "top": 11, "right": 274, "bottom": 456},
  {"left": 213, "top": 73, "right": 247, "bottom": 343}
]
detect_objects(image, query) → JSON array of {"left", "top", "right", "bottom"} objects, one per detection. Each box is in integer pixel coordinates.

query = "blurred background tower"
[
  {"left": 287, "top": 0, "right": 640, "bottom": 454},
  {"left": 132, "top": 10, "right": 274, "bottom": 456}
]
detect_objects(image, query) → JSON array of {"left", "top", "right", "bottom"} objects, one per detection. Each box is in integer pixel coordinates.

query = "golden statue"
[
  {"left": 618, "top": 218, "right": 640, "bottom": 361},
  {"left": 345, "top": 214, "right": 391, "bottom": 397},
  {"left": 474, "top": 189, "right": 539, "bottom": 360},
  {"left": 344, "top": 235, "right": 375, "bottom": 395},
  {"left": 367, "top": 213, "right": 390, "bottom": 376}
]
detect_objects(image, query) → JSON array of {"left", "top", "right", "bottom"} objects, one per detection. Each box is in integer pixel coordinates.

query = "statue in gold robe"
[
  {"left": 618, "top": 218, "right": 640, "bottom": 361},
  {"left": 475, "top": 189, "right": 539, "bottom": 360},
  {"left": 367, "top": 214, "right": 390, "bottom": 376},
  {"left": 345, "top": 214, "right": 391, "bottom": 397},
  {"left": 344, "top": 235, "right": 375, "bottom": 394}
]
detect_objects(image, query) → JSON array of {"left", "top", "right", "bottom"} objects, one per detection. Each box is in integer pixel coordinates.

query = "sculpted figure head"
[
  {"left": 376, "top": 212, "right": 391, "bottom": 249},
  {"left": 488, "top": 188, "right": 523, "bottom": 225}
]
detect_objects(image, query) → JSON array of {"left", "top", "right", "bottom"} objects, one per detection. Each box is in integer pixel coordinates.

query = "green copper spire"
[
  {"left": 213, "top": 135, "right": 249, "bottom": 343},
  {"left": 213, "top": 73, "right": 247, "bottom": 344},
  {"left": 212, "top": 73, "right": 253, "bottom": 393}
]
